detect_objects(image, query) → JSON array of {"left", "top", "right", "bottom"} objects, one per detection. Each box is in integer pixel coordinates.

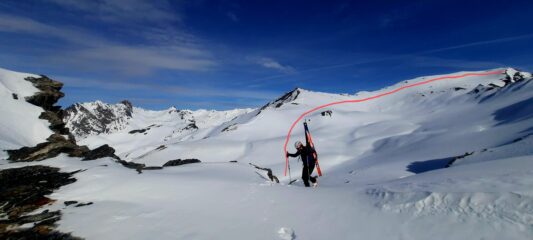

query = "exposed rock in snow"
[
  {"left": 321, "top": 110, "right": 332, "bottom": 117},
  {"left": 83, "top": 144, "right": 120, "bottom": 161},
  {"left": 0, "top": 165, "right": 81, "bottom": 239},
  {"left": 24, "top": 75, "right": 64, "bottom": 112},
  {"left": 7, "top": 133, "right": 89, "bottom": 162},
  {"left": 162, "top": 158, "right": 201, "bottom": 167}
]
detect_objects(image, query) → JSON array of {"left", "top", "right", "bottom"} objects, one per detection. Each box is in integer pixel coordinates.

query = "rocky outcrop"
[
  {"left": 83, "top": 144, "right": 120, "bottom": 161},
  {"left": 7, "top": 134, "right": 89, "bottom": 162},
  {"left": 0, "top": 166, "right": 81, "bottom": 239},
  {"left": 6, "top": 76, "right": 93, "bottom": 162},
  {"left": 163, "top": 159, "right": 201, "bottom": 167},
  {"left": 6, "top": 76, "right": 128, "bottom": 164},
  {"left": 24, "top": 75, "right": 64, "bottom": 112},
  {"left": 23, "top": 76, "right": 76, "bottom": 141}
]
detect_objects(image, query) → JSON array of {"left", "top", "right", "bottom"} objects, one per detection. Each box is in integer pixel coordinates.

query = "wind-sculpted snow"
[
  {"left": 367, "top": 154, "right": 533, "bottom": 232},
  {"left": 368, "top": 189, "right": 533, "bottom": 231}
]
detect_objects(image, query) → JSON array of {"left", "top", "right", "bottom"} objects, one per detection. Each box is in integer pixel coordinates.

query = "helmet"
[{"left": 294, "top": 141, "right": 303, "bottom": 149}]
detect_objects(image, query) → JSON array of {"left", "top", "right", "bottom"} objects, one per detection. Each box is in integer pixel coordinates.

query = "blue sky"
[{"left": 1, "top": 0, "right": 532, "bottom": 110}]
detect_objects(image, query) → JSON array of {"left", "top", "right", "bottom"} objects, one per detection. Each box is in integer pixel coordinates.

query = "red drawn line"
[{"left": 283, "top": 70, "right": 505, "bottom": 176}]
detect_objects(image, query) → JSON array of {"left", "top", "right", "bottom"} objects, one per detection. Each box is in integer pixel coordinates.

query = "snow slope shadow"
[
  {"left": 406, "top": 157, "right": 454, "bottom": 174},
  {"left": 493, "top": 96, "right": 533, "bottom": 126}
]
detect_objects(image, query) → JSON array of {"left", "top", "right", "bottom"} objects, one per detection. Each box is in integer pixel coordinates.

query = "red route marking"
[{"left": 283, "top": 70, "right": 505, "bottom": 176}]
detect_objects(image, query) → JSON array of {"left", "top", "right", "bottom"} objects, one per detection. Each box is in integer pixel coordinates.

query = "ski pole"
[{"left": 288, "top": 157, "right": 292, "bottom": 184}]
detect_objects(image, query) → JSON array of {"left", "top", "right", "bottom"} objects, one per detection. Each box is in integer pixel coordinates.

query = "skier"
[{"left": 286, "top": 140, "right": 318, "bottom": 187}]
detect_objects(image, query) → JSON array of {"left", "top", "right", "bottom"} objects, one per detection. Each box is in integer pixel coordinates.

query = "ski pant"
[{"left": 302, "top": 163, "right": 317, "bottom": 187}]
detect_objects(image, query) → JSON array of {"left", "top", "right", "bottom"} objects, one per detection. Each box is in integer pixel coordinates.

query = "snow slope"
[
  {"left": 0, "top": 67, "right": 53, "bottom": 151},
  {"left": 2, "top": 67, "right": 533, "bottom": 239}
]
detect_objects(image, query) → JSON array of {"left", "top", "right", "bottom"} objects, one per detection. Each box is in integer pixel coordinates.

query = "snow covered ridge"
[{"left": 64, "top": 100, "right": 254, "bottom": 139}]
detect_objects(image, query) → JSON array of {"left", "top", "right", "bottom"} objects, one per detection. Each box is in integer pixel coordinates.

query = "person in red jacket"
[{"left": 287, "top": 141, "right": 318, "bottom": 187}]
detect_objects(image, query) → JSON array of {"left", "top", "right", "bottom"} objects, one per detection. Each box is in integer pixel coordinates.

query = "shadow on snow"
[{"left": 406, "top": 157, "right": 454, "bottom": 174}]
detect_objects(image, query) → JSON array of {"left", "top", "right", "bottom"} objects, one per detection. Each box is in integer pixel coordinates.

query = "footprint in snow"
[{"left": 278, "top": 227, "right": 295, "bottom": 240}]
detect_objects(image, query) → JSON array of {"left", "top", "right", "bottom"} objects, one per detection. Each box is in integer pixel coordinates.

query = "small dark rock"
[
  {"left": 64, "top": 201, "right": 78, "bottom": 206},
  {"left": 163, "top": 159, "right": 201, "bottom": 167},
  {"left": 12, "top": 93, "right": 18, "bottom": 100},
  {"left": 321, "top": 110, "right": 332, "bottom": 117},
  {"left": 184, "top": 122, "right": 198, "bottom": 130},
  {"left": 221, "top": 124, "right": 238, "bottom": 132},
  {"left": 129, "top": 129, "right": 147, "bottom": 134},
  {"left": 74, "top": 202, "right": 93, "bottom": 207}
]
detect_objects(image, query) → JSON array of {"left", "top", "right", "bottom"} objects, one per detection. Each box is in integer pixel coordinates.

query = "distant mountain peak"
[
  {"left": 64, "top": 101, "right": 133, "bottom": 138},
  {"left": 259, "top": 88, "right": 302, "bottom": 112}
]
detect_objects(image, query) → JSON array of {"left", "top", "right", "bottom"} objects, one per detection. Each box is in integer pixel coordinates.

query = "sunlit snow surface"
[{"left": 1, "top": 67, "right": 532, "bottom": 239}]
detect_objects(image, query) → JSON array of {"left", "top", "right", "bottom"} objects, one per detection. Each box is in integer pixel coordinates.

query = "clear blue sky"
[{"left": 1, "top": 0, "right": 532, "bottom": 110}]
